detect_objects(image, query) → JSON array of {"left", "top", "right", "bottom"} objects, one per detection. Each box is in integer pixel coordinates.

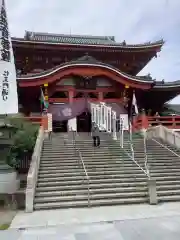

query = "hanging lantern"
[
  {"left": 125, "top": 85, "right": 129, "bottom": 89},
  {"left": 45, "top": 96, "right": 48, "bottom": 101},
  {"left": 43, "top": 83, "right": 49, "bottom": 106}
]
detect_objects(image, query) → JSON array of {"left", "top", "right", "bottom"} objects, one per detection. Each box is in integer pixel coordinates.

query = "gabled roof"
[{"left": 12, "top": 31, "right": 164, "bottom": 49}]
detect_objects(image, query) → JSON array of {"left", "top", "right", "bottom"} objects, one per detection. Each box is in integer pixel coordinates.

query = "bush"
[{"left": 6, "top": 116, "right": 39, "bottom": 172}]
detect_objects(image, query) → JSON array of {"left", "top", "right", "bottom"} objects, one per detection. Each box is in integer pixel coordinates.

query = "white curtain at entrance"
[{"left": 90, "top": 102, "right": 128, "bottom": 137}]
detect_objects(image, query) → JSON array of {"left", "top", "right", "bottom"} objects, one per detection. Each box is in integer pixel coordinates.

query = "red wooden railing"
[
  {"left": 133, "top": 115, "right": 180, "bottom": 131},
  {"left": 12, "top": 116, "right": 48, "bottom": 130}
]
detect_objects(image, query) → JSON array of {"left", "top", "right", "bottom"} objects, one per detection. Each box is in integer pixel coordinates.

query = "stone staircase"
[
  {"left": 123, "top": 132, "right": 180, "bottom": 202},
  {"left": 34, "top": 132, "right": 149, "bottom": 210},
  {"left": 33, "top": 131, "right": 180, "bottom": 210}
]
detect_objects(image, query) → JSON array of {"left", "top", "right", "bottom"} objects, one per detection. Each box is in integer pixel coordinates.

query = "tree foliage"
[{"left": 5, "top": 115, "right": 39, "bottom": 170}]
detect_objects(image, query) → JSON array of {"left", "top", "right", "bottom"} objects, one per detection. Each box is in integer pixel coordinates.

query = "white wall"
[
  {"left": 56, "top": 77, "right": 113, "bottom": 87},
  {"left": 97, "top": 78, "right": 112, "bottom": 87},
  {"left": 56, "top": 77, "right": 74, "bottom": 86}
]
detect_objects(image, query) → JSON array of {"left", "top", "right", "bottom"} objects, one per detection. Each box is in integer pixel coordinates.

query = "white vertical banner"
[{"left": 0, "top": 0, "right": 18, "bottom": 114}]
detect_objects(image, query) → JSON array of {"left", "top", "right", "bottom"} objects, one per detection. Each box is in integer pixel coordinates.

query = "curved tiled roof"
[
  {"left": 12, "top": 31, "right": 164, "bottom": 49},
  {"left": 17, "top": 56, "right": 154, "bottom": 83}
]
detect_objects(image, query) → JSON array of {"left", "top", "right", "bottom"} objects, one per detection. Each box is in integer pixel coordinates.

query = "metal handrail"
[
  {"left": 143, "top": 135, "right": 150, "bottom": 177},
  {"left": 72, "top": 131, "right": 90, "bottom": 206},
  {"left": 120, "top": 126, "right": 150, "bottom": 178},
  {"left": 128, "top": 131, "right": 149, "bottom": 177},
  {"left": 129, "top": 123, "right": 135, "bottom": 162}
]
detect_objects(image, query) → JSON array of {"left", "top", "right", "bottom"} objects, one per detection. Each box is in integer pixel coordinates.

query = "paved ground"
[
  {"left": 1, "top": 203, "right": 180, "bottom": 239},
  {"left": 0, "top": 209, "right": 17, "bottom": 225},
  {"left": 1, "top": 215, "right": 180, "bottom": 239}
]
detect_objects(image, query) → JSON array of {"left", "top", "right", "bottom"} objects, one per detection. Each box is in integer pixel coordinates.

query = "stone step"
[
  {"left": 40, "top": 157, "right": 130, "bottom": 161},
  {"left": 37, "top": 181, "right": 147, "bottom": 189},
  {"left": 37, "top": 176, "right": 146, "bottom": 187},
  {"left": 35, "top": 184, "right": 180, "bottom": 199},
  {"left": 34, "top": 197, "right": 147, "bottom": 210},
  {"left": 36, "top": 180, "right": 180, "bottom": 193},
  {"left": 34, "top": 191, "right": 148, "bottom": 204},
  {"left": 37, "top": 174, "right": 180, "bottom": 186},
  {"left": 38, "top": 169, "right": 147, "bottom": 177},
  {"left": 39, "top": 161, "right": 180, "bottom": 169},
  {"left": 158, "top": 189, "right": 180, "bottom": 196},
  {"left": 40, "top": 160, "right": 134, "bottom": 165},
  {"left": 43, "top": 143, "right": 122, "bottom": 147},
  {"left": 39, "top": 166, "right": 143, "bottom": 173},
  {"left": 44, "top": 148, "right": 120, "bottom": 152},
  {"left": 41, "top": 153, "right": 124, "bottom": 157},
  {"left": 39, "top": 159, "right": 180, "bottom": 167},
  {"left": 35, "top": 186, "right": 148, "bottom": 198},
  {"left": 39, "top": 166, "right": 85, "bottom": 172},
  {"left": 35, "top": 183, "right": 180, "bottom": 195},
  {"left": 40, "top": 160, "right": 135, "bottom": 166},
  {"left": 158, "top": 195, "right": 180, "bottom": 202},
  {"left": 39, "top": 165, "right": 180, "bottom": 174},
  {"left": 40, "top": 157, "right": 180, "bottom": 165}
]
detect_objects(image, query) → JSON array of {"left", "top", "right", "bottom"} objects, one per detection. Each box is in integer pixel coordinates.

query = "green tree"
[{"left": 5, "top": 116, "right": 39, "bottom": 171}]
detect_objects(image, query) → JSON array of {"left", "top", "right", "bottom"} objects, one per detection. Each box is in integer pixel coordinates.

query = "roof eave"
[
  {"left": 12, "top": 38, "right": 164, "bottom": 50},
  {"left": 17, "top": 62, "right": 154, "bottom": 84}
]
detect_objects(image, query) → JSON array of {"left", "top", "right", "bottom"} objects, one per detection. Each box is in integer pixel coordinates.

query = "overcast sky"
[{"left": 6, "top": 0, "right": 180, "bottom": 103}]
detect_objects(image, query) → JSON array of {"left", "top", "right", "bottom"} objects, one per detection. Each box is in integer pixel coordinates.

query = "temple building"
[{"left": 12, "top": 31, "right": 180, "bottom": 131}]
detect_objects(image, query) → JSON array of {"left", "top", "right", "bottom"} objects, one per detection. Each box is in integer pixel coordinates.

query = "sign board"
[
  {"left": 0, "top": 0, "right": 18, "bottom": 114},
  {"left": 47, "top": 113, "right": 52, "bottom": 132},
  {"left": 68, "top": 117, "right": 77, "bottom": 131},
  {"left": 120, "top": 114, "right": 129, "bottom": 130}
]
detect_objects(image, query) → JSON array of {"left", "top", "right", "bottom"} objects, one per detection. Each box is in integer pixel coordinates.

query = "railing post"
[
  {"left": 119, "top": 118, "right": 124, "bottom": 148},
  {"left": 112, "top": 110, "right": 117, "bottom": 140}
]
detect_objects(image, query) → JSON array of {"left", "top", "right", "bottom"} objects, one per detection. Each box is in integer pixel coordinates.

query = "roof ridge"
[{"left": 25, "top": 31, "right": 115, "bottom": 41}]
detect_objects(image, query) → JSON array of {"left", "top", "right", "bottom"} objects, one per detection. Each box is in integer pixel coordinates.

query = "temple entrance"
[
  {"left": 52, "top": 120, "right": 68, "bottom": 132},
  {"left": 77, "top": 111, "right": 92, "bottom": 132}
]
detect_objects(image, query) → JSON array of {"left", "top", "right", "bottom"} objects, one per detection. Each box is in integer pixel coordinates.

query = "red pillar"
[
  {"left": 141, "top": 110, "right": 149, "bottom": 130},
  {"left": 69, "top": 90, "right": 74, "bottom": 103},
  {"left": 98, "top": 92, "right": 103, "bottom": 102}
]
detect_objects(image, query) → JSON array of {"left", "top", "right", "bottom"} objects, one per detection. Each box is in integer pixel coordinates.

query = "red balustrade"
[
  {"left": 12, "top": 116, "right": 48, "bottom": 130},
  {"left": 132, "top": 115, "right": 180, "bottom": 131},
  {"left": 147, "top": 116, "right": 180, "bottom": 129}
]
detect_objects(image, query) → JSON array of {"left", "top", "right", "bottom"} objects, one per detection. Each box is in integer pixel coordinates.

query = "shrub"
[{"left": 6, "top": 116, "right": 39, "bottom": 172}]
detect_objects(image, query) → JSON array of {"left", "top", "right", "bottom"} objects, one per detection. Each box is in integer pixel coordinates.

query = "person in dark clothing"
[{"left": 91, "top": 123, "right": 100, "bottom": 147}]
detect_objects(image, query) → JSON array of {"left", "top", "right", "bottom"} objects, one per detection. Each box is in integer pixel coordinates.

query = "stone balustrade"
[
  {"left": 25, "top": 126, "right": 45, "bottom": 212},
  {"left": 146, "top": 125, "right": 180, "bottom": 149}
]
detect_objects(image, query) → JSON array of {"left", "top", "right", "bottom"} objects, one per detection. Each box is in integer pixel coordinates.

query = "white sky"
[{"left": 6, "top": 0, "right": 180, "bottom": 103}]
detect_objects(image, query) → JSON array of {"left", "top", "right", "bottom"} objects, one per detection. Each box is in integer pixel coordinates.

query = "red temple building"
[{"left": 12, "top": 31, "right": 180, "bottom": 131}]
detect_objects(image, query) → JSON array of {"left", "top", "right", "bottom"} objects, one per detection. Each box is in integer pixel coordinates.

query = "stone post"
[
  {"left": 147, "top": 178, "right": 158, "bottom": 205},
  {"left": 68, "top": 90, "right": 75, "bottom": 132}
]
